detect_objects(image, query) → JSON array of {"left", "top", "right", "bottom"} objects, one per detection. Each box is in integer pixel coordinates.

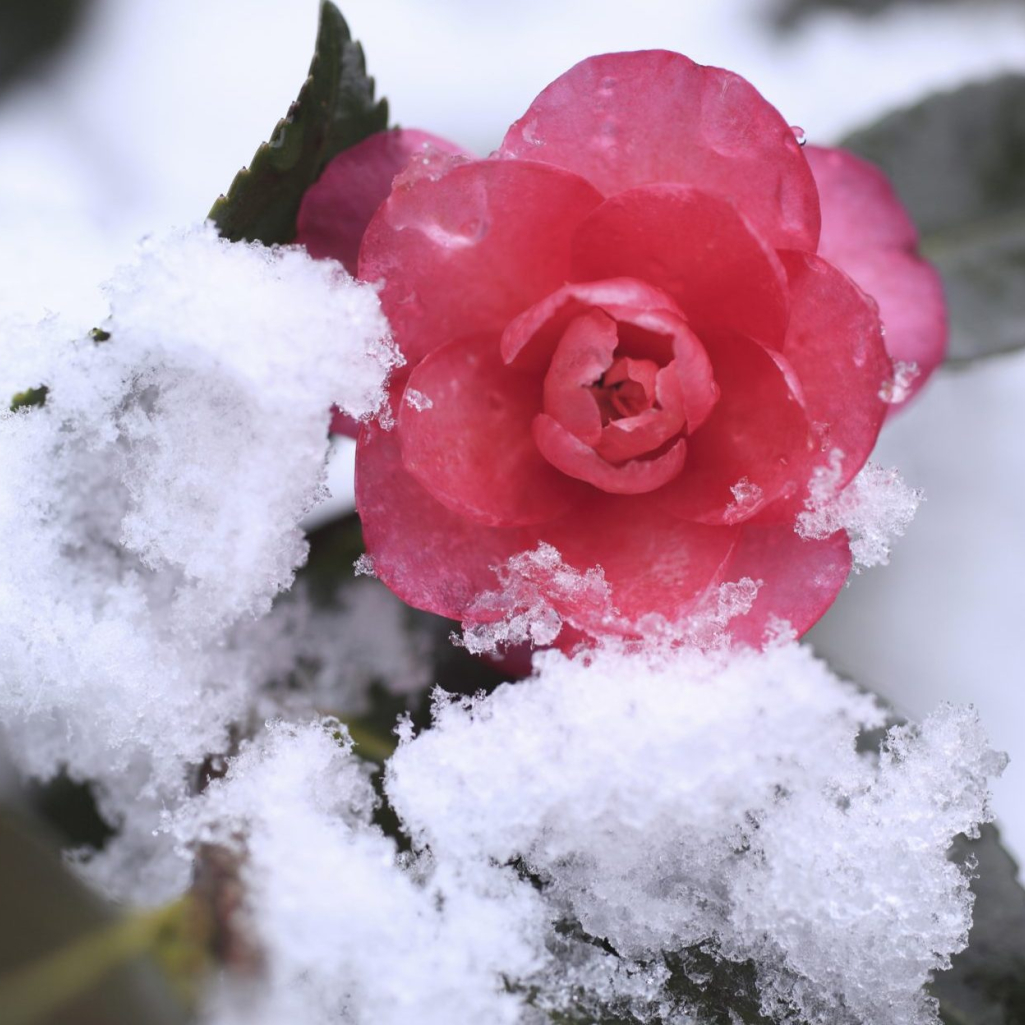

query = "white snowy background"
[{"left": 1, "top": 0, "right": 1023, "bottom": 871}]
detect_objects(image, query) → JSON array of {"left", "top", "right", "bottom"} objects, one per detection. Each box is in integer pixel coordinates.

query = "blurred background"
[{"left": 1, "top": 0, "right": 1023, "bottom": 867}]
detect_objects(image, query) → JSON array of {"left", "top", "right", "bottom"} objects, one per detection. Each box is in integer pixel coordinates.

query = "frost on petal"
[
  {"left": 797, "top": 450, "right": 922, "bottom": 570},
  {"left": 457, "top": 541, "right": 762, "bottom": 655},
  {"left": 457, "top": 542, "right": 618, "bottom": 654},
  {"left": 724, "top": 476, "right": 764, "bottom": 523},
  {"left": 880, "top": 358, "right": 921, "bottom": 405},
  {"left": 353, "top": 553, "right": 377, "bottom": 577},
  {"left": 403, "top": 387, "right": 433, "bottom": 411},
  {"left": 387, "top": 641, "right": 1005, "bottom": 1025}
]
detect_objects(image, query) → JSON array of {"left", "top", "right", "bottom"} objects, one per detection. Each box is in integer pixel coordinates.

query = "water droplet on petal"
[
  {"left": 790, "top": 125, "right": 807, "bottom": 147},
  {"left": 811, "top": 420, "right": 833, "bottom": 452},
  {"left": 520, "top": 118, "right": 543, "bottom": 147},
  {"left": 398, "top": 291, "right": 425, "bottom": 317},
  {"left": 458, "top": 218, "right": 489, "bottom": 243},
  {"left": 393, "top": 146, "right": 468, "bottom": 187}
]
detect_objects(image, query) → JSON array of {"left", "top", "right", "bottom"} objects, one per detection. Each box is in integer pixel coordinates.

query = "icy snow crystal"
[
  {"left": 879, "top": 359, "right": 921, "bottom": 405},
  {"left": 387, "top": 641, "right": 1004, "bottom": 1025},
  {"left": 797, "top": 450, "right": 922, "bottom": 569},
  {"left": 0, "top": 225, "right": 403, "bottom": 896},
  {"left": 725, "top": 475, "right": 765, "bottom": 522}
]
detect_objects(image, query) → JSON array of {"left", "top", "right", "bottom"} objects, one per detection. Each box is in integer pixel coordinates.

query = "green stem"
[{"left": 0, "top": 897, "right": 192, "bottom": 1025}]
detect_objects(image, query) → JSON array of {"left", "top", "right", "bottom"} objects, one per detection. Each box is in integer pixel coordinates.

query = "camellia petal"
[
  {"left": 832, "top": 249, "right": 946, "bottom": 403},
  {"left": 806, "top": 145, "right": 917, "bottom": 250},
  {"left": 571, "top": 184, "right": 790, "bottom": 348},
  {"left": 776, "top": 250, "right": 890, "bottom": 501},
  {"left": 356, "top": 419, "right": 535, "bottom": 620},
  {"left": 533, "top": 413, "right": 688, "bottom": 495},
  {"left": 500, "top": 50, "right": 820, "bottom": 251},
  {"left": 296, "top": 128, "right": 469, "bottom": 274},
  {"left": 501, "top": 278, "right": 683, "bottom": 372},
  {"left": 398, "top": 335, "right": 585, "bottom": 527},
  {"left": 595, "top": 407, "right": 684, "bottom": 463},
  {"left": 721, "top": 525, "right": 852, "bottom": 647},
  {"left": 806, "top": 145, "right": 946, "bottom": 411},
  {"left": 539, "top": 492, "right": 741, "bottom": 626},
  {"left": 329, "top": 405, "right": 360, "bottom": 439},
  {"left": 359, "top": 160, "right": 604, "bottom": 369},
  {"left": 542, "top": 309, "right": 619, "bottom": 445},
  {"left": 659, "top": 331, "right": 812, "bottom": 525}
]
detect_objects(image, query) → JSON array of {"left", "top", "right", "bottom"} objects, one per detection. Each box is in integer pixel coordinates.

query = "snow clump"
[
  {"left": 798, "top": 451, "right": 922, "bottom": 569},
  {"left": 177, "top": 720, "right": 544, "bottom": 1025},
  {"left": 384, "top": 641, "right": 1004, "bottom": 1025},
  {"left": 0, "top": 224, "right": 404, "bottom": 896}
]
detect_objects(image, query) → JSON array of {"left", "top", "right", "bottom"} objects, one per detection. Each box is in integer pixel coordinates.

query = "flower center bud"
[
  {"left": 501, "top": 278, "right": 720, "bottom": 495},
  {"left": 592, "top": 356, "right": 659, "bottom": 424}
]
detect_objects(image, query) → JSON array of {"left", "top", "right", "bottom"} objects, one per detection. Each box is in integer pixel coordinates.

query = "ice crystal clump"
[
  {"left": 798, "top": 451, "right": 922, "bottom": 569},
  {"left": 0, "top": 224, "right": 406, "bottom": 897},
  {"left": 403, "top": 387, "right": 434, "bottom": 411}
]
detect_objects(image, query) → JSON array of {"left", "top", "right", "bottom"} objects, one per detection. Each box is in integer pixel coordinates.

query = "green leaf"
[
  {"left": 208, "top": 1, "right": 389, "bottom": 245},
  {"left": 842, "top": 75, "right": 1025, "bottom": 365},
  {"left": 9, "top": 386, "right": 47, "bottom": 412},
  {"left": 931, "top": 823, "right": 1025, "bottom": 1025}
]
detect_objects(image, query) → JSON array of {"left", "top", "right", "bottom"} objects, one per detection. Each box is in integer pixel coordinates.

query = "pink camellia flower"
[{"left": 297, "top": 51, "right": 946, "bottom": 646}]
